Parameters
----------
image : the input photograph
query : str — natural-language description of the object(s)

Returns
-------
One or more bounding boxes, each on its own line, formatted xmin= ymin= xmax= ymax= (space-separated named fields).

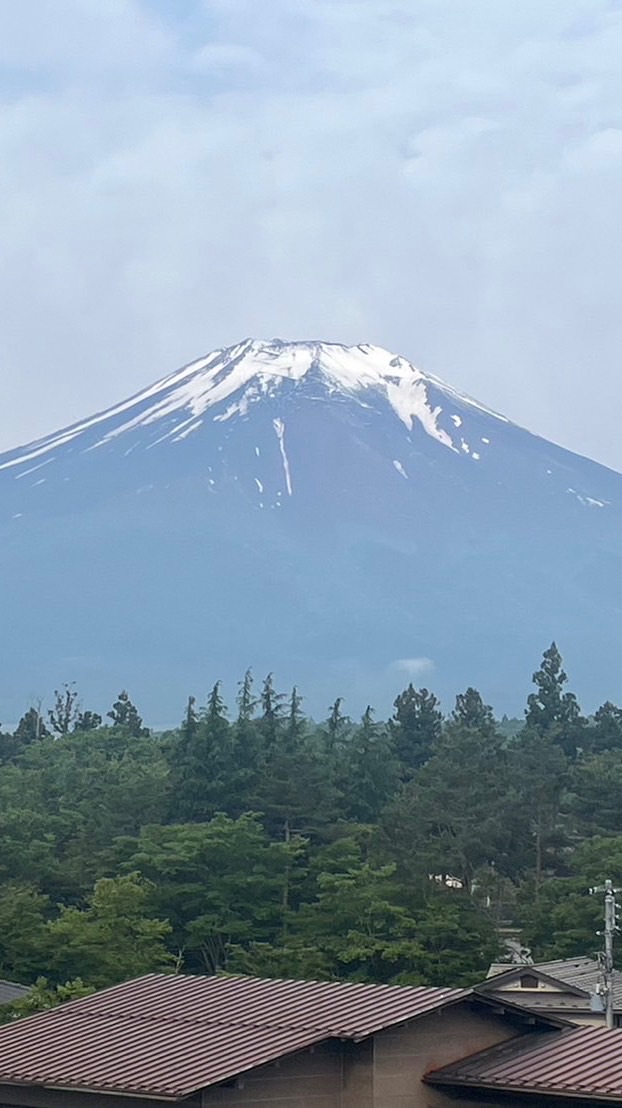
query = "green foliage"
xmin=1 ymin=641 xmax=621 ymax=1008
xmin=0 ymin=884 xmax=50 ymax=981
xmin=48 ymin=874 xmax=172 ymax=988
xmin=385 ymin=695 xmax=513 ymax=892
xmin=48 ymin=684 xmax=80 ymax=736
xmin=525 ymin=642 xmax=586 ymax=756
xmin=108 ymin=690 xmax=149 ymax=737
xmin=520 ymin=837 xmax=622 ymax=961
xmin=391 ymin=685 xmax=441 ymax=778
xmin=0 ymin=978 xmax=94 ymax=1024
xmin=13 ymin=706 xmax=48 ymax=747
xmin=119 ymin=814 xmax=299 ymax=973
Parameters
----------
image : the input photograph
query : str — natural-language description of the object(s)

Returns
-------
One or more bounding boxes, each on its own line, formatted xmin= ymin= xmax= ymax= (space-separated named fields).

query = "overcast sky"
xmin=2 ymin=0 xmax=622 ymax=467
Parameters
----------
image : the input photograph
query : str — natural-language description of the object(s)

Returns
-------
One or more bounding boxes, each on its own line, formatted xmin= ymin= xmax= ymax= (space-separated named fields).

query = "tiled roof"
xmin=0 ymin=973 xmax=467 ymax=1100
xmin=426 ymin=1025 xmax=622 ymax=1101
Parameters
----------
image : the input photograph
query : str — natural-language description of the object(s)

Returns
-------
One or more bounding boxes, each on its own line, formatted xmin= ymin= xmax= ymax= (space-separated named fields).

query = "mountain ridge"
xmin=1 ymin=337 xmax=621 ymax=722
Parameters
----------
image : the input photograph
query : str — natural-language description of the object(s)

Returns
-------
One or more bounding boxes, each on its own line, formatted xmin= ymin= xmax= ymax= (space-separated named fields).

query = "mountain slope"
xmin=1 ymin=338 xmax=621 ymax=722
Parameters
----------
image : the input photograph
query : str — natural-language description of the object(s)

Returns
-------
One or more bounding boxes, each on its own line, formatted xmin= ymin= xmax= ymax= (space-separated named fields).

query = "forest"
xmin=0 ymin=642 xmax=621 ymax=1019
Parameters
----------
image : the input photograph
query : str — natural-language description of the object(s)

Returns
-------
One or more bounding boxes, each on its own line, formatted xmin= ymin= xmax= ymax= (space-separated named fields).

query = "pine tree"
xmin=387 ymin=698 xmax=511 ymax=892
xmin=337 ymin=707 xmax=400 ymax=824
xmin=170 ymin=686 xmax=230 ymax=823
xmin=108 ymin=691 xmax=149 ymax=737
xmin=592 ymin=701 xmax=622 ymax=753
xmin=180 ymin=696 xmax=199 ymax=746
xmin=326 ymin=697 xmax=346 ymax=748
xmin=525 ymin=643 xmax=585 ymax=757
xmin=236 ymin=669 xmax=257 ymax=724
xmin=73 ymin=711 xmax=102 ymax=733
xmin=260 ymin=673 xmax=285 ymax=749
xmin=452 ymin=687 xmax=496 ymax=737
xmin=206 ymin=681 xmax=227 ymax=726
xmin=285 ymin=687 xmax=305 ymax=750
xmin=391 ymin=685 xmax=442 ymax=777
xmin=226 ymin=671 xmax=262 ymax=816
xmin=14 ymin=706 xmax=49 ymax=745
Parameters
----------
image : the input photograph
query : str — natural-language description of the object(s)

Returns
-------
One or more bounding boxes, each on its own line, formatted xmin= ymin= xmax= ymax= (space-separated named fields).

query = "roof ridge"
xmin=63 ymin=1007 xmax=370 ymax=1036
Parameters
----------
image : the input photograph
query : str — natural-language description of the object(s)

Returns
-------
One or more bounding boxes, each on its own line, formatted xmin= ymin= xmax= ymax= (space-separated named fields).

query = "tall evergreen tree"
xmin=180 ymin=696 xmax=199 ymax=745
xmin=386 ymin=696 xmax=512 ymax=892
xmin=260 ymin=673 xmax=285 ymax=749
xmin=236 ymin=669 xmax=257 ymax=724
xmin=170 ymin=685 xmax=230 ymax=823
xmin=592 ymin=701 xmax=622 ymax=753
xmin=13 ymin=706 xmax=49 ymax=745
xmin=337 ymin=708 xmax=400 ymax=824
xmin=452 ymin=687 xmax=496 ymax=737
xmin=73 ymin=710 xmax=102 ymax=733
xmin=391 ymin=685 xmax=442 ymax=777
xmin=525 ymin=643 xmax=585 ymax=756
xmin=285 ymin=687 xmax=305 ymax=750
xmin=108 ymin=691 xmax=149 ymax=737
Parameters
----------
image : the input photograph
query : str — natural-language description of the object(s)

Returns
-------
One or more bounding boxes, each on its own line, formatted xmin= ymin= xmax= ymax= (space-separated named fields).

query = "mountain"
xmin=2 ymin=337 xmax=622 ymax=723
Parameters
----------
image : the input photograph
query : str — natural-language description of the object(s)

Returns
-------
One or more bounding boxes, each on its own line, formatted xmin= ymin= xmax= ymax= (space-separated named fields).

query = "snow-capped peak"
xmin=0 ymin=338 xmax=508 ymax=472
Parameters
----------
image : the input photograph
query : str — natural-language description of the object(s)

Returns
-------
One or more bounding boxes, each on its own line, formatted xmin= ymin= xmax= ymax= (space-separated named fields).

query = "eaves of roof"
xmin=425 ymin=1025 xmax=622 ymax=1102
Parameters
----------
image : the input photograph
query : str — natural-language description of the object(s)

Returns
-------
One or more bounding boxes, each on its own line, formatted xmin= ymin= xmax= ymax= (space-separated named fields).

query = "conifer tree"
xmin=326 ymin=697 xmax=346 ymax=748
xmin=108 ymin=691 xmax=149 ymax=737
xmin=592 ymin=701 xmax=622 ymax=753
xmin=391 ymin=685 xmax=442 ymax=777
xmin=285 ymin=687 xmax=305 ymax=750
xmin=260 ymin=673 xmax=285 ymax=749
xmin=14 ymin=706 xmax=49 ymax=745
xmin=337 ymin=707 xmax=400 ymax=824
xmin=525 ymin=642 xmax=585 ymax=757
xmin=206 ymin=681 xmax=227 ymax=726
xmin=452 ymin=687 xmax=496 ymax=737
xmin=73 ymin=710 xmax=102 ymax=733
xmin=236 ymin=669 xmax=257 ymax=724
xmin=180 ymin=696 xmax=199 ymax=746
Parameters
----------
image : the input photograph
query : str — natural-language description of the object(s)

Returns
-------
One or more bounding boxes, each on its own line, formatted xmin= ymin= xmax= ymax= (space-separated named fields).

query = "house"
xmin=0 ymin=972 xmax=567 ymax=1108
xmin=481 ymin=956 xmax=622 ymax=1025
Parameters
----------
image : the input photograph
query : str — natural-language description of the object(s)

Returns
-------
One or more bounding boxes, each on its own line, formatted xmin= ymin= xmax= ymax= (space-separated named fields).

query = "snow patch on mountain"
xmin=273 ymin=417 xmax=293 ymax=496
xmin=0 ymin=339 xmax=511 ymax=474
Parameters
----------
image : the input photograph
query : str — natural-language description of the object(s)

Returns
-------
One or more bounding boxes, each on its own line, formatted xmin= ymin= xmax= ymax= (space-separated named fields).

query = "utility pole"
xmin=590 ymin=879 xmax=620 ymax=1029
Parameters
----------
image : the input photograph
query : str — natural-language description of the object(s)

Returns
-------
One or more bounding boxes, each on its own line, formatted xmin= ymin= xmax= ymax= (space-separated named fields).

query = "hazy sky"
xmin=2 ymin=0 xmax=622 ymax=468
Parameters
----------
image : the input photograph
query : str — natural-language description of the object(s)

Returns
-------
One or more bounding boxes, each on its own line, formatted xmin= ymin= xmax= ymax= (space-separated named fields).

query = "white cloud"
xmin=2 ymin=1 xmax=622 ymax=468
xmin=391 ymin=657 xmax=435 ymax=679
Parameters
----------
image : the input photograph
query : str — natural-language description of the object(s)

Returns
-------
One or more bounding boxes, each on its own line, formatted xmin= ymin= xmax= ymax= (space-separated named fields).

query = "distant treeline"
xmin=0 ymin=642 xmax=621 ymax=1018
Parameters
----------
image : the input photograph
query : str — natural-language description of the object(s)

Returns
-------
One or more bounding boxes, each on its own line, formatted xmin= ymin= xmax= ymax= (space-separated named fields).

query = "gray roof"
xmin=0 ymin=979 xmax=29 ymax=1005
xmin=485 ymin=957 xmax=622 ymax=1013
xmin=536 ymin=957 xmax=622 ymax=1010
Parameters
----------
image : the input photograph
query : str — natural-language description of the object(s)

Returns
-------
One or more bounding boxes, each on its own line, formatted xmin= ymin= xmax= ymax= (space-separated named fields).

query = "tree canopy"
xmin=0 ymin=647 xmax=618 ymax=1017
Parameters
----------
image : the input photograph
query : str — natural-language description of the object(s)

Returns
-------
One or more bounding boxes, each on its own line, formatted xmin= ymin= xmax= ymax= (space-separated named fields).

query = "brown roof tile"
xmin=427 ymin=1025 xmax=622 ymax=1101
xmin=0 ymin=973 xmax=467 ymax=1100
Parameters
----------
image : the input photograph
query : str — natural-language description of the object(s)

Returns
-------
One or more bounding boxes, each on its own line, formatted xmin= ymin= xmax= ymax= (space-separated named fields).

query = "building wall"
xmin=201 ymin=1040 xmax=343 ymax=1107
xmin=200 ymin=1001 xmax=521 ymax=1108
xmin=374 ymin=1005 xmax=516 ymax=1108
